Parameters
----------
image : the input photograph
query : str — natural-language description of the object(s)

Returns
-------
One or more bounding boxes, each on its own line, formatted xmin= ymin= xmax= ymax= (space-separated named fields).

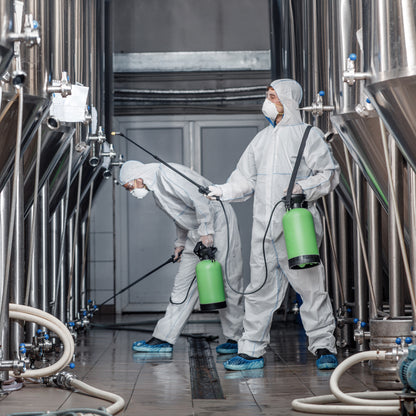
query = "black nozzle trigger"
xmin=199 ymin=185 xmax=221 ymax=200
xmin=198 ymin=185 xmax=210 ymax=195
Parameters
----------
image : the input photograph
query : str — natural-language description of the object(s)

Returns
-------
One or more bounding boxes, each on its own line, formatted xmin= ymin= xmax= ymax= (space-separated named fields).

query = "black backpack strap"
xmin=285 ymin=125 xmax=312 ymax=209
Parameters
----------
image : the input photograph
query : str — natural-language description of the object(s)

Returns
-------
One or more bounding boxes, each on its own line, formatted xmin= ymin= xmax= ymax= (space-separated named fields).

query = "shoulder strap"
xmin=285 ymin=125 xmax=312 ymax=208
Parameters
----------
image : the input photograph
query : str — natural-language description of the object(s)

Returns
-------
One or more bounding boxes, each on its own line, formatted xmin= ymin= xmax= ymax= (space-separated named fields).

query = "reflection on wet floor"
xmin=1 ymin=312 xmax=378 ymax=416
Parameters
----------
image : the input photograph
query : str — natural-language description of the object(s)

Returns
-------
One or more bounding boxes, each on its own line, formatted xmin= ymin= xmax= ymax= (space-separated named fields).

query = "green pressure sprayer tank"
xmin=194 ymin=242 xmax=226 ymax=311
xmin=282 ymin=194 xmax=320 ymax=269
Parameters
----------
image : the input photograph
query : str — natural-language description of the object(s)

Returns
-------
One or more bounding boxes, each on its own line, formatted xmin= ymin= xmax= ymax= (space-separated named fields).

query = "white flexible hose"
xmin=9 ymin=303 xmax=74 ymax=377
xmin=9 ymin=310 xmax=72 ymax=377
xmin=330 ymin=350 xmax=398 ymax=406
xmin=292 ymin=392 xmax=400 ymax=414
xmin=8 ymin=304 xmax=125 ymax=414
xmin=291 ymin=350 xmax=401 ymax=414
xmin=70 ymin=378 xmax=125 ymax=415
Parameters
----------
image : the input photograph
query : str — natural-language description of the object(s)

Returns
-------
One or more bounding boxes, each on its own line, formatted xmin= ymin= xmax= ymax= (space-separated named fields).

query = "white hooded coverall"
xmin=217 ymin=79 xmax=340 ymax=358
xmin=119 ymin=161 xmax=244 ymax=345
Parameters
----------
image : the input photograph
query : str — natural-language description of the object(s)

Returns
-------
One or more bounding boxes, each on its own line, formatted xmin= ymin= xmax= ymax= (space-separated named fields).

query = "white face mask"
xmin=262 ymin=98 xmax=283 ymax=126
xmin=130 ymin=188 xmax=149 ymax=199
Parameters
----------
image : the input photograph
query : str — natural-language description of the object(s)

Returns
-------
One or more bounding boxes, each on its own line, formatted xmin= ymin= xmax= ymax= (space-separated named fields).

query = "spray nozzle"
xmin=198 ymin=185 xmax=210 ymax=196
xmin=194 ymin=242 xmax=217 ymax=260
xmin=282 ymin=193 xmax=307 ymax=210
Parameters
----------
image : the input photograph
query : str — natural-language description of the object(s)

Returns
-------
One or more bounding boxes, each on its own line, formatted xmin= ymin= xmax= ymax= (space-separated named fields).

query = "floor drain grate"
xmin=188 ymin=336 xmax=225 ymax=400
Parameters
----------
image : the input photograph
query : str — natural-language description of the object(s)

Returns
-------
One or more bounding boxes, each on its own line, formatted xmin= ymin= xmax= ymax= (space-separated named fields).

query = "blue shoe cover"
xmin=133 ymin=352 xmax=172 ymax=363
xmin=132 ymin=340 xmax=173 ymax=353
xmin=223 ymin=355 xmax=264 ymax=371
xmin=216 ymin=342 xmax=238 ymax=355
xmin=316 ymin=353 xmax=338 ymax=370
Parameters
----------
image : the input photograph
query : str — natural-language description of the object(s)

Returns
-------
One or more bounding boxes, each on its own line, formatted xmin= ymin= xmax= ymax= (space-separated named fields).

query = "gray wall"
xmin=89 ymin=182 xmax=115 ymax=306
xmin=114 ymin=0 xmax=269 ymax=53
xmin=111 ymin=114 xmax=266 ymax=312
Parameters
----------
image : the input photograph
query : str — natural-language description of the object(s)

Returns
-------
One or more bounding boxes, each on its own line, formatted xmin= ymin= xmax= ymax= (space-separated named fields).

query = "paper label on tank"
xmin=50 ymin=84 xmax=89 ymax=122
xmin=91 ymin=106 xmax=98 ymax=135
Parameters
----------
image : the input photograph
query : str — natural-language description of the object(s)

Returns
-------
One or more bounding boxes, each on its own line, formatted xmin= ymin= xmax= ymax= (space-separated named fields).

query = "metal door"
xmin=114 ymin=115 xmax=266 ymax=312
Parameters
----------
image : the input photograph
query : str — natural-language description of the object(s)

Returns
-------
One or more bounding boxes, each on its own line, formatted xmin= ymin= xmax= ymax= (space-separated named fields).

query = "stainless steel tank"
xmin=25 ymin=0 xmax=49 ymax=97
xmin=369 ymin=318 xmax=412 ymax=389
xmin=363 ymin=0 xmax=416 ymax=173
xmin=0 ymin=0 xmax=13 ymax=77
xmin=329 ymin=0 xmax=388 ymax=208
xmin=0 ymin=0 xmax=107 ymax=330
xmin=23 ymin=124 xmax=74 ymax=216
xmin=0 ymin=93 xmax=48 ymax=193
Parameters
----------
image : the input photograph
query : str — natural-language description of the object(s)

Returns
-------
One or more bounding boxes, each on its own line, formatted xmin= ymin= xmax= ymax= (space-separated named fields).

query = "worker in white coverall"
xmin=207 ymin=79 xmax=340 ymax=371
xmin=119 ymin=161 xmax=244 ymax=354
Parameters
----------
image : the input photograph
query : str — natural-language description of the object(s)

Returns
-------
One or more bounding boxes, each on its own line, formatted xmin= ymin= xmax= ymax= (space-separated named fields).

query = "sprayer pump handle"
xmin=193 ymin=241 xmax=217 ymax=260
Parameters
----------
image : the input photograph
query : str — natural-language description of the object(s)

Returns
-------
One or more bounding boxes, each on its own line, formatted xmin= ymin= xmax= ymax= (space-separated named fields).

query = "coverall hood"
xmin=119 ymin=160 xmax=159 ymax=190
xmin=270 ymin=79 xmax=303 ymax=126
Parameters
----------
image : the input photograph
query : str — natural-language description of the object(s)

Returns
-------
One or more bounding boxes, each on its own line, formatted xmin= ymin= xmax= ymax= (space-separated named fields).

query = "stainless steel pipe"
xmin=367 ymin=185 xmax=382 ymax=319
xmin=353 ymin=162 xmax=368 ymax=346
xmin=388 ymin=136 xmax=404 ymax=317
xmin=0 ymin=183 xmax=10 ymax=384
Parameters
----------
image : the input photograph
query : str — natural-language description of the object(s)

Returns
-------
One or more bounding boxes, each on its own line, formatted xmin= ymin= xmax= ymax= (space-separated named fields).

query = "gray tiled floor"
xmin=1 ymin=313 xmax=388 ymax=416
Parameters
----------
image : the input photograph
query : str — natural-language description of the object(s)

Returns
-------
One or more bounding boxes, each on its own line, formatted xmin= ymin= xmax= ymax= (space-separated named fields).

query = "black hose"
xmin=169 ymin=276 xmax=197 ymax=305
xmin=221 ymin=199 xmax=283 ymax=295
xmin=113 ymin=132 xmax=210 ymax=195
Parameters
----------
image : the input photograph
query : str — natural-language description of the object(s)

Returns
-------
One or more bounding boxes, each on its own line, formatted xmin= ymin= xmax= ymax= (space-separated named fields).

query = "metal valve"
xmin=100 ymin=143 xmax=118 ymax=178
xmin=108 ymin=154 xmax=125 ymax=181
xmin=301 ymin=91 xmax=334 ymax=116
xmin=54 ymin=371 xmax=76 ymax=389
xmin=88 ymin=126 xmax=107 ymax=167
xmin=111 ymin=154 xmax=125 ymax=167
xmin=0 ymin=347 xmax=26 ymax=375
xmin=355 ymin=97 xmax=376 ymax=118
xmin=353 ymin=318 xmax=371 ymax=345
xmin=8 ymin=14 xmax=40 ymax=46
xmin=88 ymin=126 xmax=106 ymax=145
xmin=0 ymin=359 xmax=26 ymax=375
xmin=86 ymin=299 xmax=98 ymax=316
xmin=343 ymin=53 xmax=372 ymax=86
xmin=46 ymin=71 xmax=72 ymax=97
xmin=100 ymin=143 xmax=117 ymax=159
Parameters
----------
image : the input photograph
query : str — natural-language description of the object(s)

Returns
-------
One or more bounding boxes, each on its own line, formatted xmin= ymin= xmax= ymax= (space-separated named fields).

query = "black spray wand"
xmin=111 ymin=131 xmax=210 ymax=196
xmin=99 ymin=251 xmax=182 ymax=308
